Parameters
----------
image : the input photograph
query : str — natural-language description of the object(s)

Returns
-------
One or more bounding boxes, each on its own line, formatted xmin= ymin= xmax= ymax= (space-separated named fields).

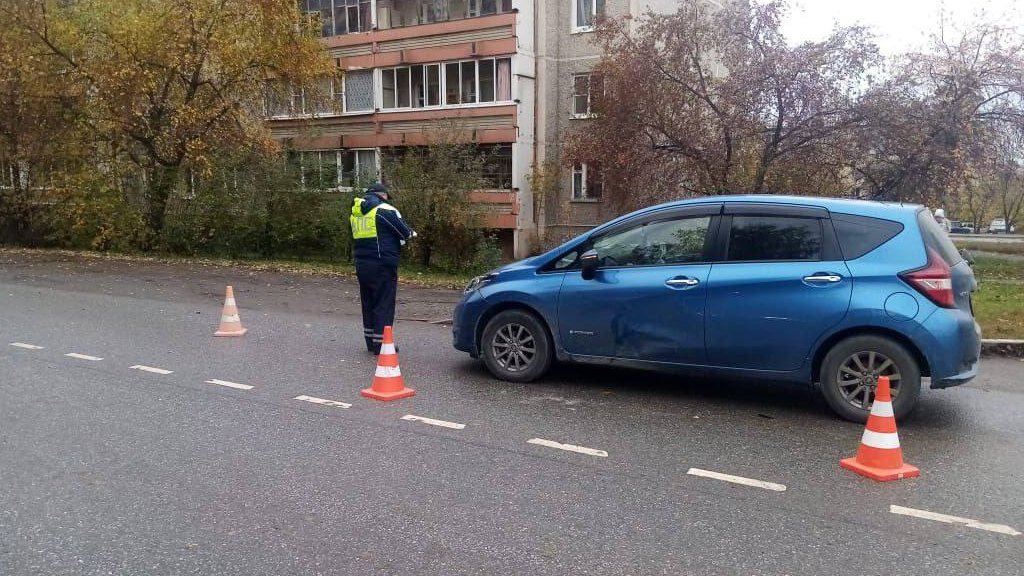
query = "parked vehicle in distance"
xmin=949 ymin=221 xmax=975 ymax=234
xmin=453 ymin=195 xmax=982 ymax=422
xmin=987 ymin=218 xmax=1016 ymax=233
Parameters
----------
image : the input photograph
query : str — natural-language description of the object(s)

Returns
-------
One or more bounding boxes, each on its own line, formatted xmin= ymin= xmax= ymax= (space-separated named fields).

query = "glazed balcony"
xmin=300 ymin=0 xmax=514 ymax=38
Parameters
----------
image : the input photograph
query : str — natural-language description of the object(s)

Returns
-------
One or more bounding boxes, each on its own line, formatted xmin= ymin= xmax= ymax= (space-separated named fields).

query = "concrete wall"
xmin=511 ymin=0 xmax=537 ymax=257
xmin=536 ymin=0 xmax=633 ymax=248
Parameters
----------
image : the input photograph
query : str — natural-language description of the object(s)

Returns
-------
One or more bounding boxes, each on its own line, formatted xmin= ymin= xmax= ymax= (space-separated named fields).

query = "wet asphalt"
xmin=0 ymin=252 xmax=1021 ymax=575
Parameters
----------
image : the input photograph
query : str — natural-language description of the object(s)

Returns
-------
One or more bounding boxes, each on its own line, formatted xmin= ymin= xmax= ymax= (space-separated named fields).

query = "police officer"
xmin=350 ymin=183 xmax=416 ymax=354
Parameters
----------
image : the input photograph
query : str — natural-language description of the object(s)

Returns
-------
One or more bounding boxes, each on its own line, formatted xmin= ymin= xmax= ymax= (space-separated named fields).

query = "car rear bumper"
xmin=918 ymin=311 xmax=981 ymax=388
xmin=931 ymin=358 xmax=979 ymax=389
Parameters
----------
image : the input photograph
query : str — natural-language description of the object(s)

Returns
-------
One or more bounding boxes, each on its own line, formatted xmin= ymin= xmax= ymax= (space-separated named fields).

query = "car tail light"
xmin=900 ymin=248 xmax=955 ymax=308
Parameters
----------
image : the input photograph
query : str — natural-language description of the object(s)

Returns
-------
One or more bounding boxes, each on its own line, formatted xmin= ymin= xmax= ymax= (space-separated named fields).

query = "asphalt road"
xmin=1 ymin=252 xmax=1022 ymax=575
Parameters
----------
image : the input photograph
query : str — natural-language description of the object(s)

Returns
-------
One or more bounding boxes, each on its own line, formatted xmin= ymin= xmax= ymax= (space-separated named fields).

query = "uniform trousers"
xmin=355 ymin=258 xmax=398 ymax=353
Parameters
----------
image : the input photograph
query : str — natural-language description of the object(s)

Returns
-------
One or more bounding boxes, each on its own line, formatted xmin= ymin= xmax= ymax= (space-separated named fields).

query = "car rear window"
xmin=831 ymin=213 xmax=904 ymax=260
xmin=917 ymin=209 xmax=964 ymax=266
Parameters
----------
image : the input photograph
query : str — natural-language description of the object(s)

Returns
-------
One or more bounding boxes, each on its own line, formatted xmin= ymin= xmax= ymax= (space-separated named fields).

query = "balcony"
xmin=376 ymin=0 xmax=513 ymax=30
xmin=301 ymin=0 xmax=514 ymax=39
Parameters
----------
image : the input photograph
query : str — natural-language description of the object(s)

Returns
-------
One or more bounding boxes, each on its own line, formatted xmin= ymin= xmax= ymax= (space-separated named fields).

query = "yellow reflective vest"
xmin=350 ymin=198 xmax=378 ymax=239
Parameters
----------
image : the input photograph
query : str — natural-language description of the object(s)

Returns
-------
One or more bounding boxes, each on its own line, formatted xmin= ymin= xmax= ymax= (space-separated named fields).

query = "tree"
xmin=0 ymin=0 xmax=87 ymax=243
xmin=850 ymin=23 xmax=1024 ymax=205
xmin=1 ymin=0 xmax=336 ymax=239
xmin=565 ymin=0 xmax=879 ymax=210
xmin=990 ymin=128 xmax=1024 ymax=231
xmin=382 ymin=130 xmax=491 ymax=271
xmin=957 ymin=173 xmax=998 ymax=233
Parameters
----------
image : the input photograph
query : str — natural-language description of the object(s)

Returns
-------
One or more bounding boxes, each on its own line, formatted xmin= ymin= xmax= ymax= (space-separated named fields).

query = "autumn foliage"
xmin=565 ymin=0 xmax=1024 ymax=228
xmin=0 ymin=0 xmax=336 ymax=244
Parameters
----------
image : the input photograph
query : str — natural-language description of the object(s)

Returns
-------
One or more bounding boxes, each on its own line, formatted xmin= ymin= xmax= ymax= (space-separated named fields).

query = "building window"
xmin=572 ymin=163 xmax=603 ymax=200
xmin=305 ymin=77 xmax=343 ymax=116
xmin=379 ymin=0 xmax=513 ymax=28
xmin=341 ymin=149 xmax=380 ymax=188
xmin=298 ymin=150 xmax=341 ymax=190
xmin=380 ymin=144 xmax=512 ymax=190
xmin=381 ymin=64 xmax=442 ymax=109
xmin=572 ymin=0 xmax=605 ymax=32
xmin=266 ymin=81 xmax=311 ymax=117
xmin=381 ymin=58 xmax=511 ymax=109
xmin=302 ymin=0 xmax=372 ymax=37
xmin=468 ymin=0 xmax=513 ymax=16
xmin=572 ymin=73 xmax=602 ymax=117
xmin=480 ymin=144 xmax=513 ymax=189
xmin=267 ymin=76 xmax=359 ymax=117
xmin=344 ymin=70 xmax=375 ymax=112
xmin=442 ymin=57 xmax=513 ymax=106
xmin=296 ymin=149 xmax=379 ymax=190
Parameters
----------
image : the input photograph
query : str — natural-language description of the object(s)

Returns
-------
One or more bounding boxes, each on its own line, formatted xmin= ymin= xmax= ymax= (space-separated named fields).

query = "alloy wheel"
xmin=491 ymin=323 xmax=536 ymax=373
xmin=835 ymin=350 xmax=902 ymax=410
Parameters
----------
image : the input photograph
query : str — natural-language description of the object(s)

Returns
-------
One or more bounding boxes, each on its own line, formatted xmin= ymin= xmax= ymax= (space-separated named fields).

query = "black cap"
xmin=366 ymin=182 xmax=390 ymax=198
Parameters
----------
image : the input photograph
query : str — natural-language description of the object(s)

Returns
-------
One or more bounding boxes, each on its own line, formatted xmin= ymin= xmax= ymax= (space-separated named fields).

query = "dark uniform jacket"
xmin=351 ymin=192 xmax=415 ymax=267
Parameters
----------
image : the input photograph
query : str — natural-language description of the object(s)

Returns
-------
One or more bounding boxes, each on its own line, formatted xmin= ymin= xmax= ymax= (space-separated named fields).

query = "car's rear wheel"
xmin=481 ymin=310 xmax=553 ymax=383
xmin=819 ymin=335 xmax=921 ymax=423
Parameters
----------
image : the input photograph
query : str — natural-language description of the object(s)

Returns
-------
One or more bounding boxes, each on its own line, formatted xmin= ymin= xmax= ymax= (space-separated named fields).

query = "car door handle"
xmin=803 ymin=274 xmax=843 ymax=283
xmin=665 ymin=277 xmax=700 ymax=288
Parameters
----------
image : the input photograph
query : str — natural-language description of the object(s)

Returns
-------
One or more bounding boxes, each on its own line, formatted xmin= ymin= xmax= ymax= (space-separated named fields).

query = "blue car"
xmin=453 ymin=195 xmax=981 ymax=421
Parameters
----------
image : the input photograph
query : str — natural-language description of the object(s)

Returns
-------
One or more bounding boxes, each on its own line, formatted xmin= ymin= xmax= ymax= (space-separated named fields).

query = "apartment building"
xmin=266 ymin=0 xmax=685 ymax=258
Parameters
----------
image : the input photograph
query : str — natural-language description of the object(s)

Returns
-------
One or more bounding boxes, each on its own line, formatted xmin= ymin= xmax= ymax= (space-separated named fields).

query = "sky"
xmin=780 ymin=0 xmax=1024 ymax=54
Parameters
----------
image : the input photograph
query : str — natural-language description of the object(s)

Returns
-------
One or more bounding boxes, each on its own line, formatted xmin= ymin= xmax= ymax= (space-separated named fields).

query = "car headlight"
xmin=464 ymin=273 xmax=498 ymax=293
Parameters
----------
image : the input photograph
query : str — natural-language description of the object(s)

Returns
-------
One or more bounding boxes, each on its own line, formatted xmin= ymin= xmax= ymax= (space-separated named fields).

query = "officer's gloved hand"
xmin=410 ymin=231 xmax=418 ymax=238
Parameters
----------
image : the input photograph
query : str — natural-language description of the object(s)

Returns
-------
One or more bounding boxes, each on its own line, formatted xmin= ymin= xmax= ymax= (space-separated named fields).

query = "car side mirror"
xmin=960 ymin=248 xmax=975 ymax=266
xmin=580 ymin=249 xmax=599 ymax=280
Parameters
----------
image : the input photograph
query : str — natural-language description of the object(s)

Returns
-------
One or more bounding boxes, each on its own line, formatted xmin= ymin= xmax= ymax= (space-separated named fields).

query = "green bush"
xmin=9 ymin=148 xmax=507 ymax=273
xmin=469 ymin=234 xmax=504 ymax=274
xmin=43 ymin=177 xmax=151 ymax=252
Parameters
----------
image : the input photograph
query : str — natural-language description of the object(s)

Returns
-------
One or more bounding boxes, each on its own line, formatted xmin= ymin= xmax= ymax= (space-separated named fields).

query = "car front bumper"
xmin=452 ymin=290 xmax=487 ymax=358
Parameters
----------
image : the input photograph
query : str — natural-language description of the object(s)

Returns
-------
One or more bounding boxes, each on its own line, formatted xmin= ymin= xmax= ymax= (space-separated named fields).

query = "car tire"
xmin=819 ymin=335 xmax=921 ymax=423
xmin=481 ymin=310 xmax=553 ymax=383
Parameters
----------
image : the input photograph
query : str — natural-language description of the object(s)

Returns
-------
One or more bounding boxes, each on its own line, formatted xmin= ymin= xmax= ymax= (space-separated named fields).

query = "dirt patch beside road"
xmin=0 ymin=248 xmax=462 ymax=324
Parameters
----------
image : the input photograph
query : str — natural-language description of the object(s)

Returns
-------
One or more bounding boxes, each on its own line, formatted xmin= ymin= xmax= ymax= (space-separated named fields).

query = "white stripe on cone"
xmin=224 ymin=298 xmax=236 ymax=306
xmin=220 ymin=314 xmax=240 ymax=323
xmin=870 ymin=400 xmax=895 ymax=418
xmin=375 ymin=365 xmax=402 ymax=378
xmin=861 ymin=429 xmax=901 ymax=450
xmin=380 ymin=343 xmax=396 ymax=355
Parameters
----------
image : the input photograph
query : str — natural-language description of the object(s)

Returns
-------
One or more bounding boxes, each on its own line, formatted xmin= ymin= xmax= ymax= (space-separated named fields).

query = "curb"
xmin=981 ymin=339 xmax=1024 ymax=358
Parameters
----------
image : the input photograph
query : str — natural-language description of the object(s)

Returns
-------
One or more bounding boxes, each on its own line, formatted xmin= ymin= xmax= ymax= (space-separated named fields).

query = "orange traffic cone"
xmin=840 ymin=376 xmax=919 ymax=481
xmin=361 ymin=326 xmax=415 ymax=401
xmin=213 ymin=285 xmax=248 ymax=337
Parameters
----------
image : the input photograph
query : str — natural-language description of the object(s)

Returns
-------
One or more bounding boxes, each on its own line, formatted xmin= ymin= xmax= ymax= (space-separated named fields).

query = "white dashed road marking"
xmin=130 ymin=365 xmax=174 ymax=375
xmin=294 ymin=395 xmax=352 ymax=409
xmin=65 ymin=353 xmax=103 ymax=361
xmin=890 ymin=505 xmax=1021 ymax=536
xmin=527 ymin=438 xmax=608 ymax=458
xmin=687 ymin=468 xmax=787 ymax=492
xmin=401 ymin=414 xmax=466 ymax=430
xmin=9 ymin=342 xmax=44 ymax=350
xmin=206 ymin=379 xmax=254 ymax=391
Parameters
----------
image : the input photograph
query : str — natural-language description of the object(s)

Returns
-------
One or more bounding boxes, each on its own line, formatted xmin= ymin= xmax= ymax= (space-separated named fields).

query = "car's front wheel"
xmin=819 ymin=335 xmax=922 ymax=423
xmin=481 ymin=310 xmax=553 ymax=383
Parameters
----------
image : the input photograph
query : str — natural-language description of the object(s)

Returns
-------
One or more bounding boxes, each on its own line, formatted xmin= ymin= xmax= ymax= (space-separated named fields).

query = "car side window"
xmin=726 ymin=216 xmax=822 ymax=261
xmin=551 ymin=250 xmax=580 ymax=270
xmin=593 ymin=216 xmax=711 ymax=267
xmin=831 ymin=213 xmax=904 ymax=260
